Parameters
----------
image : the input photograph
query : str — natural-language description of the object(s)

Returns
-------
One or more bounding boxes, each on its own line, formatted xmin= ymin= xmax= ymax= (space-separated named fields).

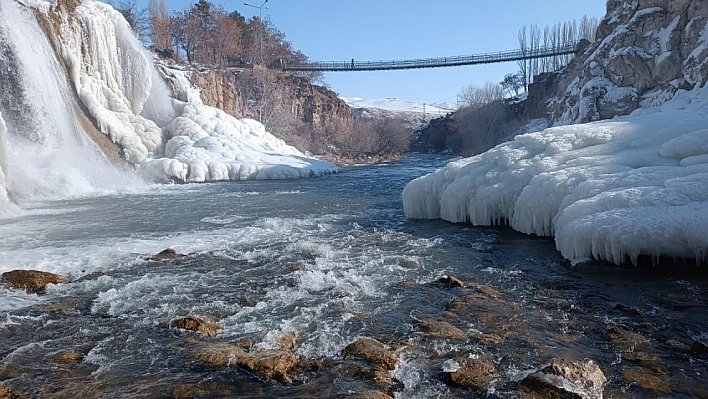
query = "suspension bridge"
xmin=278 ymin=44 xmax=578 ymax=72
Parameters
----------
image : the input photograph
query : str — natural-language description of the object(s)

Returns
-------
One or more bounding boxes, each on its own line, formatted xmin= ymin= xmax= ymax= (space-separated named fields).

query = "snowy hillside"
xmin=403 ymin=86 xmax=708 ymax=265
xmin=341 ymin=97 xmax=455 ymax=125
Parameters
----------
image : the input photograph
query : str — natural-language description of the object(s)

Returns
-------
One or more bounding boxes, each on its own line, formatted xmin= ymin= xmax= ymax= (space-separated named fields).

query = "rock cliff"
xmin=185 ymin=65 xmax=351 ymax=132
xmin=546 ymin=0 xmax=708 ymax=125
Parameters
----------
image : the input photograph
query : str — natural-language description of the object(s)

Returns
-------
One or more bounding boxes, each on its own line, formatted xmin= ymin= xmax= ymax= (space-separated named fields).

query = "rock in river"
xmin=520 ymin=358 xmax=607 ymax=399
xmin=1 ymin=270 xmax=69 ymax=294
xmin=170 ymin=316 xmax=222 ymax=338
xmin=446 ymin=358 xmax=497 ymax=391
xmin=344 ymin=338 xmax=398 ymax=370
xmin=236 ymin=349 xmax=297 ymax=382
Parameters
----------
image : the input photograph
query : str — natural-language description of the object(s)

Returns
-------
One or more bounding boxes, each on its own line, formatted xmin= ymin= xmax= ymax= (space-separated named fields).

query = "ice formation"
xmin=0 ymin=0 xmax=335 ymax=214
xmin=0 ymin=0 xmax=143 ymax=214
xmin=403 ymin=88 xmax=708 ymax=265
xmin=62 ymin=0 xmax=336 ymax=182
xmin=0 ymin=113 xmax=9 ymax=209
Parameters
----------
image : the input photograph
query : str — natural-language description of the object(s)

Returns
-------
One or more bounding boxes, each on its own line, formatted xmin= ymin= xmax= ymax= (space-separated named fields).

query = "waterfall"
xmin=0 ymin=112 xmax=10 ymax=211
xmin=0 ymin=0 xmax=143 ymax=213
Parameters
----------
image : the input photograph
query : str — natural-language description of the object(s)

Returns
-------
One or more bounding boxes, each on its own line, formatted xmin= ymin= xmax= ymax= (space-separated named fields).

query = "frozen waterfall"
xmin=0 ymin=0 xmax=336 ymax=215
xmin=0 ymin=0 xmax=143 ymax=215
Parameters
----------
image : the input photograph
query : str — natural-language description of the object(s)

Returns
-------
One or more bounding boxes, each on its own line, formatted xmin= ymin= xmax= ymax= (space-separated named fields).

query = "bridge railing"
xmin=281 ymin=44 xmax=576 ymax=72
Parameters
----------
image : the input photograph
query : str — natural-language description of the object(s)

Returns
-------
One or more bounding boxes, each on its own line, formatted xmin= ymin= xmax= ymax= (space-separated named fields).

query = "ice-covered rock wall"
xmin=53 ymin=0 xmax=336 ymax=182
xmin=549 ymin=0 xmax=708 ymax=125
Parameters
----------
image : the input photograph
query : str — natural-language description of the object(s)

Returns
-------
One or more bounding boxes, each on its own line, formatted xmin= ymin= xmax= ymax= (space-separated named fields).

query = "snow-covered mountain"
xmin=340 ymin=96 xmax=455 ymax=126
xmin=404 ymin=0 xmax=708 ymax=266
xmin=0 ymin=0 xmax=336 ymax=213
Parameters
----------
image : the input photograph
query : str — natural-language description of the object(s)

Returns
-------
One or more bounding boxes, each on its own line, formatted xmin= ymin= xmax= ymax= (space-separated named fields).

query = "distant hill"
xmin=340 ymin=97 xmax=456 ymax=127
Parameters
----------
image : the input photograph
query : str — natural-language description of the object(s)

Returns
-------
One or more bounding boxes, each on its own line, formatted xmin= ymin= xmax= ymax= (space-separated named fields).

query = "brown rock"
xmin=2 ymin=270 xmax=69 ymax=293
xmin=173 ymin=384 xmax=209 ymax=398
xmin=236 ymin=349 xmax=297 ymax=382
xmin=149 ymin=248 xmax=186 ymax=261
xmin=170 ymin=316 xmax=222 ymax=338
xmin=235 ymin=337 xmax=255 ymax=352
xmin=605 ymin=324 xmax=649 ymax=351
xmin=49 ymin=351 xmax=83 ymax=364
xmin=623 ymin=351 xmax=660 ymax=364
xmin=476 ymin=285 xmax=502 ymax=298
xmin=475 ymin=332 xmax=505 ymax=346
xmin=417 ymin=320 xmax=467 ymax=340
xmin=344 ymin=338 xmax=398 ymax=370
xmin=342 ymin=390 xmax=393 ymax=399
xmin=438 ymin=275 xmax=467 ymax=288
xmin=0 ymin=384 xmax=18 ymax=399
xmin=191 ymin=343 xmax=247 ymax=367
xmin=521 ymin=358 xmax=607 ymax=399
xmin=447 ymin=358 xmax=496 ymax=391
xmin=613 ymin=303 xmax=641 ymax=316
xmin=278 ymin=332 xmax=297 ymax=351
xmin=621 ymin=366 xmax=671 ymax=393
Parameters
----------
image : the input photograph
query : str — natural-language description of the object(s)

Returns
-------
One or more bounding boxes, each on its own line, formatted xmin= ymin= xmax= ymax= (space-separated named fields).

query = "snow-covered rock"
xmin=403 ymin=87 xmax=708 ymax=265
xmin=549 ymin=0 xmax=708 ymax=125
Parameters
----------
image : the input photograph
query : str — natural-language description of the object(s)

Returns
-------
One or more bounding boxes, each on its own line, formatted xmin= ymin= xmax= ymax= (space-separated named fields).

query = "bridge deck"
xmin=281 ymin=44 xmax=576 ymax=72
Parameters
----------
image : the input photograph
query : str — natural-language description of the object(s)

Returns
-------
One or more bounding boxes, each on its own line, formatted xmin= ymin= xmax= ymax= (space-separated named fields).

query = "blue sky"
xmin=140 ymin=0 xmax=607 ymax=106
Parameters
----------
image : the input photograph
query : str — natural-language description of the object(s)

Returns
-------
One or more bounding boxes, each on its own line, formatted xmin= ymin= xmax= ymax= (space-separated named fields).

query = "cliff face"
xmin=187 ymin=66 xmax=351 ymax=131
xmin=546 ymin=0 xmax=708 ymax=125
xmin=281 ymin=74 xmax=352 ymax=129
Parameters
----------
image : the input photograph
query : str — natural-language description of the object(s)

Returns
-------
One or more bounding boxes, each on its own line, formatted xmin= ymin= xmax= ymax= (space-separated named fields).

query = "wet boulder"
xmin=605 ymin=324 xmax=649 ymax=352
xmin=416 ymin=319 xmax=467 ymax=340
xmin=148 ymin=248 xmax=186 ymax=261
xmin=294 ymin=357 xmax=403 ymax=397
xmin=236 ymin=349 xmax=297 ymax=382
xmin=446 ymin=358 xmax=497 ymax=391
xmin=0 ymin=384 xmax=18 ymax=399
xmin=620 ymin=366 xmax=671 ymax=393
xmin=344 ymin=338 xmax=397 ymax=370
xmin=520 ymin=358 xmax=607 ymax=399
xmin=612 ymin=303 xmax=641 ymax=316
xmin=170 ymin=316 xmax=222 ymax=338
xmin=691 ymin=340 xmax=708 ymax=355
xmin=1 ymin=270 xmax=69 ymax=293
xmin=191 ymin=343 xmax=247 ymax=367
xmin=49 ymin=350 xmax=84 ymax=364
xmin=438 ymin=275 xmax=467 ymax=288
xmin=277 ymin=331 xmax=297 ymax=351
xmin=341 ymin=390 xmax=393 ymax=399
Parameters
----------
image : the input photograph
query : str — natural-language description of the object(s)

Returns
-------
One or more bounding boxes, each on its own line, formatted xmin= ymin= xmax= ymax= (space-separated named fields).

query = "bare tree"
xmin=448 ymin=101 xmax=522 ymax=156
xmin=515 ymin=16 xmax=600 ymax=86
xmin=458 ymin=81 xmax=504 ymax=108
xmin=517 ymin=25 xmax=528 ymax=90
xmin=111 ymin=0 xmax=149 ymax=41
xmin=148 ymin=0 xmax=170 ymax=50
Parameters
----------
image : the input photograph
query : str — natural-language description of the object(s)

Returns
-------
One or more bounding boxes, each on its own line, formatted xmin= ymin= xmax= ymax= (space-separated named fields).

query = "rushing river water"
xmin=0 ymin=154 xmax=707 ymax=398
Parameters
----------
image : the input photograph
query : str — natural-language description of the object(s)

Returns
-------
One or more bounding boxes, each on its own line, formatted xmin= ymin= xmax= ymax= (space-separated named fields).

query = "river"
xmin=0 ymin=154 xmax=706 ymax=398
